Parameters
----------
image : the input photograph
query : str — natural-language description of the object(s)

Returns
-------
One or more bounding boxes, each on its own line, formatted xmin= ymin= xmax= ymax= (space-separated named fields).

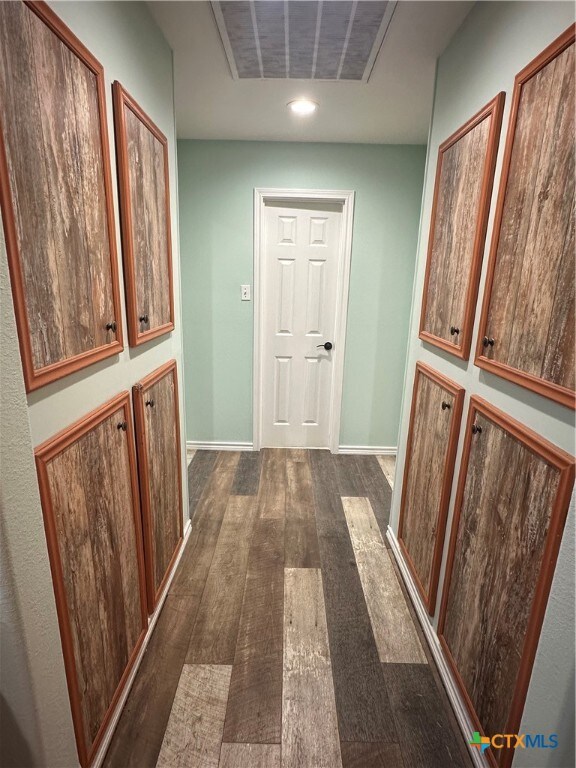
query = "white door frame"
xmin=253 ymin=187 xmax=355 ymax=454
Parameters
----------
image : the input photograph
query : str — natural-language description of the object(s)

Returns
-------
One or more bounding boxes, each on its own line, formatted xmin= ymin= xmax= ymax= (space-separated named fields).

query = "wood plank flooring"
xmin=377 ymin=455 xmax=396 ymax=489
xmin=282 ymin=568 xmax=342 ymax=768
xmin=342 ymin=497 xmax=426 ymax=664
xmin=157 ymin=665 xmax=232 ymax=768
xmin=104 ymin=450 xmax=471 ymax=768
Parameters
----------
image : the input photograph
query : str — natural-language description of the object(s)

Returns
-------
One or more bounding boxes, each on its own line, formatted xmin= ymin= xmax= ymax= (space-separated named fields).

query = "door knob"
xmin=139 ymin=314 xmax=149 ymax=324
xmin=316 ymin=342 xmax=333 ymax=351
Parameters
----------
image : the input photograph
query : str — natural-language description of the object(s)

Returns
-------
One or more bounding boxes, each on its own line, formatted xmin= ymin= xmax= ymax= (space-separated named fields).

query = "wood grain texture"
xmin=340 ymin=742 xmax=405 ymax=768
xmin=310 ymin=450 xmax=396 ymax=743
xmin=0 ymin=2 xmax=121 ymax=390
xmin=257 ymin=448 xmax=286 ymax=518
xmin=187 ymin=450 xmax=219 ymax=520
xmin=420 ymin=94 xmax=504 ymax=359
xmin=216 ymin=450 xmax=246 ymax=472
xmin=343 ymin=497 xmax=426 ymax=664
xmin=186 ymin=495 xmax=258 ymax=664
xmin=134 ymin=362 xmax=182 ymax=611
xmin=439 ymin=400 xmax=572 ymax=755
xmin=49 ymin=415 xmax=143 ymax=749
xmin=285 ymin=451 xmax=320 ymax=568
xmin=104 ymin=451 xmax=239 ymax=767
xmin=36 ymin=396 xmax=146 ymax=766
xmin=398 ymin=364 xmax=464 ymax=614
xmin=478 ymin=30 xmax=575 ymax=405
xmin=172 ymin=452 xmax=239 ymax=599
xmin=423 ymin=114 xmax=490 ymax=343
xmin=0 ymin=2 xmax=63 ymax=367
xmin=219 ymin=744 xmax=281 ymax=768
xmin=245 ymin=517 xmax=285 ymax=573
xmin=224 ymin=655 xmax=282 ymax=746
xmin=399 ymin=376 xmax=451 ymax=596
xmin=113 ymin=81 xmax=173 ymax=346
xmin=156 ymin=664 xmax=232 ymax=768
xmin=382 ymin=663 xmax=467 ymax=768
xmin=223 ymin=517 xmax=284 ymax=744
xmin=376 ymin=455 xmax=396 ymax=489
xmin=103 ymin=595 xmax=198 ymax=768
xmin=231 ymin=451 xmax=262 ymax=495
xmin=334 ymin=454 xmax=365 ymax=497
xmin=282 ymin=568 xmax=342 ymax=768
xmin=234 ymin=569 xmax=284 ymax=662
xmin=353 ymin=455 xmax=393 ymax=537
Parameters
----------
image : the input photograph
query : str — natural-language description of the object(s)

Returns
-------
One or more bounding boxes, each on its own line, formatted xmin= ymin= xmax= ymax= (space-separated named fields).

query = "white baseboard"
xmin=338 ymin=445 xmax=396 ymax=455
xmin=186 ymin=440 xmax=253 ymax=451
xmin=92 ymin=518 xmax=192 ymax=768
xmin=386 ymin=526 xmax=487 ymax=768
xmin=187 ymin=441 xmax=396 ymax=456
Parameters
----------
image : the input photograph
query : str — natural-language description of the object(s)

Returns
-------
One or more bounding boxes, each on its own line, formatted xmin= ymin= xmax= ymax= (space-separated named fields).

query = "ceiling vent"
xmin=212 ymin=1 xmax=397 ymax=81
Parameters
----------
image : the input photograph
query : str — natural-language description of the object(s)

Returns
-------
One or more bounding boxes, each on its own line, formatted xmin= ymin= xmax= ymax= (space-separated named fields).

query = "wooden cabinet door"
xmin=0 ymin=2 xmax=122 ymax=391
xmin=398 ymin=363 xmax=464 ymax=615
xmin=35 ymin=394 xmax=147 ymax=768
xmin=113 ymin=82 xmax=174 ymax=347
xmin=476 ymin=27 xmax=575 ymax=408
xmin=438 ymin=397 xmax=574 ymax=768
xmin=133 ymin=360 xmax=183 ymax=612
xmin=419 ymin=93 xmax=504 ymax=359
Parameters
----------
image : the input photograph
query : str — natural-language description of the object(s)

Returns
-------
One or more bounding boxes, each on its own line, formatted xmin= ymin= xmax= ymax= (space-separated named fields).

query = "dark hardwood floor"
xmin=104 ymin=449 xmax=473 ymax=768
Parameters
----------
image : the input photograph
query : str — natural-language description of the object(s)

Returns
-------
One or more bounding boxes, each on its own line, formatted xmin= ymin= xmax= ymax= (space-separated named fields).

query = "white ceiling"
xmin=148 ymin=1 xmax=474 ymax=144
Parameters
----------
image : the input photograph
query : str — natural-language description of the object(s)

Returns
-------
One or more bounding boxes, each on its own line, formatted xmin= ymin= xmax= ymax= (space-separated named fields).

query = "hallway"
xmin=104 ymin=450 xmax=472 ymax=768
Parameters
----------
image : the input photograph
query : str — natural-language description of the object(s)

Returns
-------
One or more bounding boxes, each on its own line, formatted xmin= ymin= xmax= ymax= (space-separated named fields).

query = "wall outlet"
xmin=241 ymin=284 xmax=251 ymax=301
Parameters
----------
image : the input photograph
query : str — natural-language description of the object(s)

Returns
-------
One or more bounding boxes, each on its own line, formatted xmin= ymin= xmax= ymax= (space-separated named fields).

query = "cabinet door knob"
xmin=145 ymin=399 xmax=155 ymax=408
xmin=450 ymin=326 xmax=460 ymax=336
xmin=441 ymin=401 xmax=451 ymax=410
xmin=472 ymin=424 xmax=482 ymax=435
xmin=139 ymin=314 xmax=149 ymax=324
xmin=106 ymin=321 xmax=117 ymax=332
xmin=483 ymin=336 xmax=495 ymax=348
xmin=117 ymin=421 xmax=128 ymax=431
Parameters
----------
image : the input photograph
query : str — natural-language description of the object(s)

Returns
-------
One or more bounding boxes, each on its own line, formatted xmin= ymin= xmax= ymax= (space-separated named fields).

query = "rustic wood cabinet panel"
xmin=476 ymin=27 xmax=575 ymax=408
xmin=438 ymin=397 xmax=574 ymax=768
xmin=35 ymin=393 xmax=147 ymax=767
xmin=398 ymin=363 xmax=464 ymax=615
xmin=0 ymin=1 xmax=122 ymax=391
xmin=133 ymin=360 xmax=183 ymax=612
xmin=113 ymin=82 xmax=174 ymax=347
xmin=419 ymin=93 xmax=505 ymax=359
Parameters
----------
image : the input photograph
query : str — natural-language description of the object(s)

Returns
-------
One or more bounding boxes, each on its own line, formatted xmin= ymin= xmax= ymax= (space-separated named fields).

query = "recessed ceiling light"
xmin=287 ymin=99 xmax=318 ymax=116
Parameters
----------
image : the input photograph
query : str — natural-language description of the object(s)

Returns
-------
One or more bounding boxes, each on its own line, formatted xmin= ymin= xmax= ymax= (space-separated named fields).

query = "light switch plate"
xmin=241 ymin=284 xmax=251 ymax=301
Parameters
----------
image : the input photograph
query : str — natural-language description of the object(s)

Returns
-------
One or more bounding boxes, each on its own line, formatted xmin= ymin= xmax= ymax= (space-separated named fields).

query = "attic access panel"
xmin=212 ymin=1 xmax=397 ymax=81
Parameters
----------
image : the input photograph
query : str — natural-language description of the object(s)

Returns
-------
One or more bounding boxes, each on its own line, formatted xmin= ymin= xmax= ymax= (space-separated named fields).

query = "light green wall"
xmin=178 ymin=141 xmax=426 ymax=447
xmin=389 ymin=4 xmax=575 ymax=766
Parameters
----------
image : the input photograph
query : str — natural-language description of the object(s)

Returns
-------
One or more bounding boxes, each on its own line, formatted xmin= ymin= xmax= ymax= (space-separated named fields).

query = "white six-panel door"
xmin=260 ymin=200 xmax=344 ymax=448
